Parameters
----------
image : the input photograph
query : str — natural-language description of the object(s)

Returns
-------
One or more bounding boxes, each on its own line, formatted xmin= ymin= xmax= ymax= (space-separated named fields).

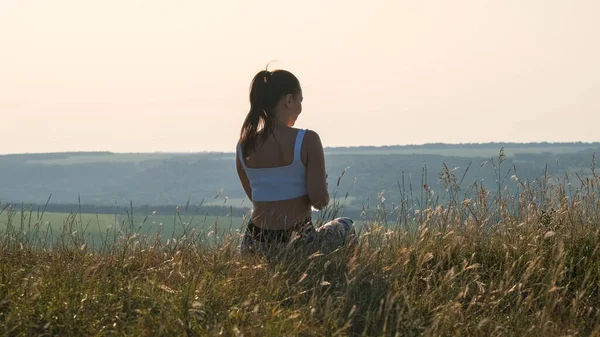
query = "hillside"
xmin=1 ymin=143 xmax=599 ymax=210
xmin=2 ymin=159 xmax=600 ymax=336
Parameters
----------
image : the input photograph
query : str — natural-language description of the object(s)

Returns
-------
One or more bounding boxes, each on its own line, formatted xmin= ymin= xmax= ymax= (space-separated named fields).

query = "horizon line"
xmin=2 ymin=141 xmax=600 ymax=156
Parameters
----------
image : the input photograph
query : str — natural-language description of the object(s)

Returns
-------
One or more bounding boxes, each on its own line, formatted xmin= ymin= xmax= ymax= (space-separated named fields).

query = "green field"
xmin=0 ymin=211 xmax=244 ymax=232
xmin=0 ymin=210 xmax=246 ymax=249
xmin=1 ymin=210 xmax=366 ymax=250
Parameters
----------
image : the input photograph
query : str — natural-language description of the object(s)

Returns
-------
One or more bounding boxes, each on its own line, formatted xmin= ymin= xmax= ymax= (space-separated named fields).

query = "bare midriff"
xmin=250 ymin=194 xmax=312 ymax=230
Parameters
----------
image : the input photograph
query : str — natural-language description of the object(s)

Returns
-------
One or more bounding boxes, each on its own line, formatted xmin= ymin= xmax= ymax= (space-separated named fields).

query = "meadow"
xmin=0 ymin=210 xmax=245 ymax=250
xmin=1 ymin=151 xmax=600 ymax=336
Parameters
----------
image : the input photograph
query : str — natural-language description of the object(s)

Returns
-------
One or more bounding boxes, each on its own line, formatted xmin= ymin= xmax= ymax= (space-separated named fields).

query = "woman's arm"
xmin=236 ymin=150 xmax=253 ymax=202
xmin=304 ymin=130 xmax=329 ymax=210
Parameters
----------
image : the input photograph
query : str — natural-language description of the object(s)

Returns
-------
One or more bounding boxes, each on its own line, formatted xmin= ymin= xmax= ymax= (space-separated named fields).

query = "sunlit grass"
xmin=1 ymin=150 xmax=599 ymax=336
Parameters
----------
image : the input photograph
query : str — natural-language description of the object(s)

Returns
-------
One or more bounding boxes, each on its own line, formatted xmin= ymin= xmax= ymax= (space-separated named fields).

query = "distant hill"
xmin=2 ymin=142 xmax=599 ymax=210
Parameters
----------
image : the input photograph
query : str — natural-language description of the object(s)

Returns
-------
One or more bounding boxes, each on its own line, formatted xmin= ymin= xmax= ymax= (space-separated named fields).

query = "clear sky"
xmin=1 ymin=0 xmax=598 ymax=154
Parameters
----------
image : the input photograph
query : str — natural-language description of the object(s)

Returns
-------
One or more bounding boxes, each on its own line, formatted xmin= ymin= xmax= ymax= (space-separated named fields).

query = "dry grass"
xmin=1 ymin=151 xmax=600 ymax=336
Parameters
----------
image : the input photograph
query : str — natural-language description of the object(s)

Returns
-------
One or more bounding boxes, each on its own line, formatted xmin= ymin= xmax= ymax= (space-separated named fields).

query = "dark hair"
xmin=239 ymin=69 xmax=301 ymax=158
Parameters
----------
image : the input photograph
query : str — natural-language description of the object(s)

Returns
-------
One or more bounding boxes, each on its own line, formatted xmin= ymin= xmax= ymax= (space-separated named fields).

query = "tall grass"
xmin=1 ymin=150 xmax=599 ymax=336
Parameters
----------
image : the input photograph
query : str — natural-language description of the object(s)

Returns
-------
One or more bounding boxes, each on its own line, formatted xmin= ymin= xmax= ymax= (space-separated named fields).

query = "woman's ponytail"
xmin=239 ymin=69 xmax=301 ymax=159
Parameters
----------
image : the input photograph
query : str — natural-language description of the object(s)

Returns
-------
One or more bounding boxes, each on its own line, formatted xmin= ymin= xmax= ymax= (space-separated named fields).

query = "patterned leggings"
xmin=240 ymin=217 xmax=356 ymax=260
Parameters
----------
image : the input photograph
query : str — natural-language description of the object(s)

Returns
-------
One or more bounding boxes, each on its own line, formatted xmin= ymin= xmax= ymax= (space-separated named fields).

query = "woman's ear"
xmin=285 ymin=94 xmax=294 ymax=106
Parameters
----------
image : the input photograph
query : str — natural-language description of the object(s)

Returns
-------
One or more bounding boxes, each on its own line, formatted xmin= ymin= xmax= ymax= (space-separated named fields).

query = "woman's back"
xmin=242 ymin=127 xmax=304 ymax=170
xmin=237 ymin=126 xmax=327 ymax=229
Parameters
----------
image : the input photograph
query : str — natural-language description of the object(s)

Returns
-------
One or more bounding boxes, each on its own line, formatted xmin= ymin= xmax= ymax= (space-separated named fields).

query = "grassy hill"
xmin=1 ymin=159 xmax=599 ymax=336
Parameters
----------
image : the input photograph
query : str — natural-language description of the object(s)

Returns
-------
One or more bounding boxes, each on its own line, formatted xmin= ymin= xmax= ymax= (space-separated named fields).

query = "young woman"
xmin=236 ymin=68 xmax=356 ymax=259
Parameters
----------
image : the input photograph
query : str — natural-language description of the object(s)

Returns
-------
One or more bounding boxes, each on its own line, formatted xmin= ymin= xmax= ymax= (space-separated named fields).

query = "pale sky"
xmin=1 ymin=0 xmax=598 ymax=154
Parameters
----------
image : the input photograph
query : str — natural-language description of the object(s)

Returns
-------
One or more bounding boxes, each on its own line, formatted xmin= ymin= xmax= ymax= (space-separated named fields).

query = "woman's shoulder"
xmin=292 ymin=127 xmax=319 ymax=137
xmin=296 ymin=128 xmax=323 ymax=150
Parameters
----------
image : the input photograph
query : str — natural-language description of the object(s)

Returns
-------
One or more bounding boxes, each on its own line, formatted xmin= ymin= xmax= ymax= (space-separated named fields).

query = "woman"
xmin=236 ymin=68 xmax=356 ymax=259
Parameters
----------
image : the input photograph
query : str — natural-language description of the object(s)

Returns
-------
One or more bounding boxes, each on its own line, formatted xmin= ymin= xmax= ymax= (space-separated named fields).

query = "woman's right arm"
xmin=304 ymin=130 xmax=329 ymax=210
xmin=236 ymin=150 xmax=253 ymax=202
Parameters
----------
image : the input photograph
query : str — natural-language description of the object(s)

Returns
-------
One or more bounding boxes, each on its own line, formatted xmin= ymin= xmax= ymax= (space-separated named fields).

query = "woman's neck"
xmin=274 ymin=118 xmax=291 ymax=130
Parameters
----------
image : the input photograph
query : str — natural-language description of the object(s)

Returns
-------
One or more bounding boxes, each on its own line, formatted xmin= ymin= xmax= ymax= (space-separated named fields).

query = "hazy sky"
xmin=1 ymin=0 xmax=598 ymax=154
